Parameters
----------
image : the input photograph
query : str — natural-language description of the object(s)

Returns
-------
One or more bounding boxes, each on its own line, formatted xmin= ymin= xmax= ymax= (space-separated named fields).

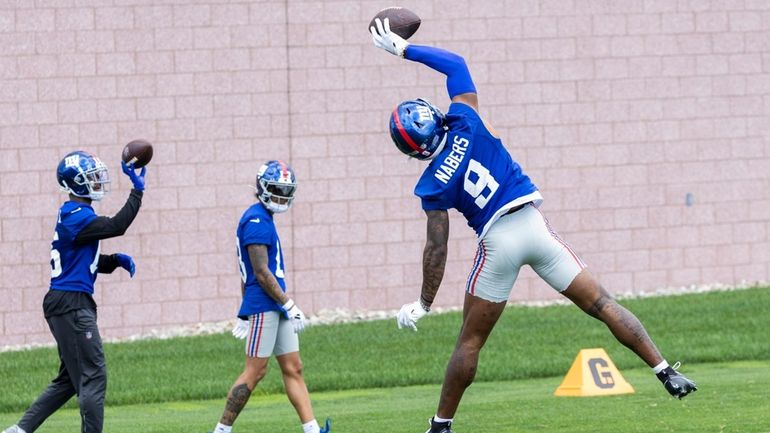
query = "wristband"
xmin=282 ymin=299 xmax=295 ymax=311
xmin=419 ymin=296 xmax=432 ymax=312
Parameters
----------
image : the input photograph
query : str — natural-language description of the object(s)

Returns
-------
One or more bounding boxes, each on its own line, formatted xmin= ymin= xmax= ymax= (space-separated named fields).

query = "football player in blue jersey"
xmin=372 ymin=18 xmax=696 ymax=433
xmin=207 ymin=160 xmax=330 ymax=433
xmin=3 ymin=151 xmax=146 ymax=433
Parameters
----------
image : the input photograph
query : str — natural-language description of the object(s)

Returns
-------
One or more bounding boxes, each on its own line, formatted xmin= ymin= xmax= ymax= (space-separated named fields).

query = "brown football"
xmin=369 ymin=7 xmax=421 ymax=40
xmin=121 ymin=139 xmax=153 ymax=168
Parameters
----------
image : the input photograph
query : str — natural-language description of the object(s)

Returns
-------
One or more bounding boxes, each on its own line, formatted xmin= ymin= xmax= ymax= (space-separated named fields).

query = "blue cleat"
xmin=320 ymin=418 xmax=332 ymax=433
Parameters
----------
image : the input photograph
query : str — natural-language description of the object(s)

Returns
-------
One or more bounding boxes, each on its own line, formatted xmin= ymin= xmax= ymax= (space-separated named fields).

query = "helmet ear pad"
xmin=255 ymin=160 xmax=297 ymax=213
xmin=389 ymin=99 xmax=447 ymax=160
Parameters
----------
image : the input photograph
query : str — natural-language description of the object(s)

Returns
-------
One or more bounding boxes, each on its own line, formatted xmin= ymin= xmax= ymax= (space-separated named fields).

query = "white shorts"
xmin=245 ymin=311 xmax=299 ymax=358
xmin=466 ymin=203 xmax=586 ymax=303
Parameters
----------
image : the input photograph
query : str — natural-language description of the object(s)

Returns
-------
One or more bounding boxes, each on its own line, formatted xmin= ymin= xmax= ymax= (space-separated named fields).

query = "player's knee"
xmin=280 ymin=359 xmax=304 ymax=379
xmin=585 ymin=292 xmax=617 ymax=319
xmin=77 ymin=386 xmax=105 ymax=412
xmin=243 ymin=362 xmax=268 ymax=384
xmin=458 ymin=339 xmax=484 ymax=354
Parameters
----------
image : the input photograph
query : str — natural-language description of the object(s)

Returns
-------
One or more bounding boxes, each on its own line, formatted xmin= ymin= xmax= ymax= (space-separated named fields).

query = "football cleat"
xmin=425 ymin=417 xmax=452 ymax=433
xmin=56 ymin=150 xmax=110 ymax=201
xmin=255 ymin=160 xmax=297 ymax=213
xmin=390 ymin=98 xmax=448 ymax=160
xmin=656 ymin=362 xmax=697 ymax=399
xmin=3 ymin=425 xmax=27 ymax=433
xmin=319 ymin=418 xmax=332 ymax=433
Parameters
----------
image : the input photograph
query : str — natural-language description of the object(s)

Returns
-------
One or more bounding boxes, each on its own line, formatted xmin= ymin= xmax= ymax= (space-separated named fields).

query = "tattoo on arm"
xmin=247 ymin=244 xmax=288 ymax=305
xmin=220 ymin=383 xmax=251 ymax=425
xmin=421 ymin=210 xmax=449 ymax=308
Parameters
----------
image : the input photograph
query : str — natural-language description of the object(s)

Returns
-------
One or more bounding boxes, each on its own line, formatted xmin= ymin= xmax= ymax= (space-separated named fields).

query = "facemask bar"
xmin=258 ymin=178 xmax=297 ymax=213
xmin=70 ymin=160 xmax=110 ymax=201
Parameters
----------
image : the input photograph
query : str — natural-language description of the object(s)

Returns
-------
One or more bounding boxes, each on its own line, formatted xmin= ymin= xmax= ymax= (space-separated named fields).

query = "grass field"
xmin=1 ymin=288 xmax=769 ymax=432
xmin=1 ymin=361 xmax=768 ymax=432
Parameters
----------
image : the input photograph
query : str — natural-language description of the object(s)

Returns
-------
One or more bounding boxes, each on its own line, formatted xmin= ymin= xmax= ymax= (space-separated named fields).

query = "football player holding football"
xmin=208 ymin=160 xmax=330 ymax=433
xmin=3 ymin=151 xmax=146 ymax=433
xmin=371 ymin=18 xmax=696 ymax=433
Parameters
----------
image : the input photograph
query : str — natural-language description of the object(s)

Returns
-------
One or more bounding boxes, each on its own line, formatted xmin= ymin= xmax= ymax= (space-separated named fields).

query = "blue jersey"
xmin=50 ymin=201 xmax=100 ymax=294
xmin=415 ymin=103 xmax=543 ymax=238
xmin=236 ymin=203 xmax=286 ymax=316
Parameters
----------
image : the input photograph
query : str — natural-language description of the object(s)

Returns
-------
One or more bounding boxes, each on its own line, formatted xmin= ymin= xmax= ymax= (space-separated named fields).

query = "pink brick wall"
xmin=1 ymin=0 xmax=769 ymax=346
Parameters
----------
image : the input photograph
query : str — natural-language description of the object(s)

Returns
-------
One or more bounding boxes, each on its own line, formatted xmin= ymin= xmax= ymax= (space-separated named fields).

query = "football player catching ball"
xmin=371 ymin=18 xmax=696 ymax=433
xmin=207 ymin=160 xmax=330 ymax=433
xmin=4 ymin=151 xmax=146 ymax=433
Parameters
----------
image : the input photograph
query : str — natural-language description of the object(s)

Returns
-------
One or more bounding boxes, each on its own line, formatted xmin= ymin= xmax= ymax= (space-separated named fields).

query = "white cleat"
xmin=3 ymin=426 xmax=27 ymax=433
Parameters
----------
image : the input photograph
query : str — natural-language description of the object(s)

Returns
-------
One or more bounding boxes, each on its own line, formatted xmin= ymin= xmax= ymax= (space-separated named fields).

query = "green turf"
xmin=0 ymin=287 xmax=768 ymax=414
xmin=1 ymin=361 xmax=768 ymax=433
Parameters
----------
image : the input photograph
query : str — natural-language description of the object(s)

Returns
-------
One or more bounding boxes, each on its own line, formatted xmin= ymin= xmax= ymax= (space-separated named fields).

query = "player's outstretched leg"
xmin=428 ymin=293 xmax=506 ymax=433
xmin=562 ymin=269 xmax=697 ymax=398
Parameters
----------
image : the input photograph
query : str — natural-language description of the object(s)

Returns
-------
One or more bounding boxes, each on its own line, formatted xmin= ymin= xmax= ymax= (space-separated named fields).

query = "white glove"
xmin=282 ymin=299 xmax=307 ymax=334
xmin=370 ymin=17 xmax=409 ymax=57
xmin=396 ymin=300 xmax=429 ymax=331
xmin=232 ymin=318 xmax=249 ymax=340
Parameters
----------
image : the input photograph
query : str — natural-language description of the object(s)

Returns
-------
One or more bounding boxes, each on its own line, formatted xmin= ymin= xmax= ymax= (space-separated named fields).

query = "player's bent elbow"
xmin=254 ymin=268 xmax=275 ymax=287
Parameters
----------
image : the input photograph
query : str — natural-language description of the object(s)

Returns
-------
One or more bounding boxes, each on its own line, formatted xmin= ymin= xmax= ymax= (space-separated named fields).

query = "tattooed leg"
xmin=435 ymin=293 xmax=506 ymax=420
xmin=219 ymin=357 xmax=268 ymax=426
xmin=220 ymin=383 xmax=251 ymax=425
xmin=562 ymin=269 xmax=664 ymax=367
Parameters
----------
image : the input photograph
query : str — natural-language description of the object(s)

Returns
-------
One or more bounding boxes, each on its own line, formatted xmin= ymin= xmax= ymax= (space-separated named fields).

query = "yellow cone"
xmin=554 ymin=348 xmax=635 ymax=396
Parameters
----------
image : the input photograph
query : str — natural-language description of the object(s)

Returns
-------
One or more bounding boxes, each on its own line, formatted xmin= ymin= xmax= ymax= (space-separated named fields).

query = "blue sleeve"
xmin=448 ymin=102 xmax=478 ymax=118
xmin=420 ymin=196 xmax=452 ymax=211
xmin=415 ymin=171 xmax=453 ymax=211
xmin=241 ymin=220 xmax=273 ymax=246
xmin=404 ymin=45 xmax=477 ymax=99
xmin=61 ymin=208 xmax=97 ymax=242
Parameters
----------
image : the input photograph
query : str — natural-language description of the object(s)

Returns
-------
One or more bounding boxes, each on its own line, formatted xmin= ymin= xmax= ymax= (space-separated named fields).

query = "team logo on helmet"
xmin=256 ymin=160 xmax=297 ymax=213
xmin=389 ymin=98 xmax=449 ymax=161
xmin=56 ymin=151 xmax=110 ymax=201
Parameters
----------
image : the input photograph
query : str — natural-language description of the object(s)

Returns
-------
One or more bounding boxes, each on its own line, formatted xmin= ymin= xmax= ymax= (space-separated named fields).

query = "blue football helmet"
xmin=389 ymin=98 xmax=448 ymax=160
xmin=56 ymin=151 xmax=110 ymax=201
xmin=256 ymin=160 xmax=297 ymax=213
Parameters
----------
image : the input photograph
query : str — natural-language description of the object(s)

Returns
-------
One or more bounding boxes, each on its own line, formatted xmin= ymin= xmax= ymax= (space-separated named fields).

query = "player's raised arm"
xmin=74 ymin=162 xmax=146 ymax=244
xmin=371 ymin=17 xmax=478 ymax=110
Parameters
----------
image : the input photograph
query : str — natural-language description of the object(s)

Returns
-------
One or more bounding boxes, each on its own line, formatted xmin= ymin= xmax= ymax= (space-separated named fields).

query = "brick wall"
xmin=1 ymin=0 xmax=768 ymax=347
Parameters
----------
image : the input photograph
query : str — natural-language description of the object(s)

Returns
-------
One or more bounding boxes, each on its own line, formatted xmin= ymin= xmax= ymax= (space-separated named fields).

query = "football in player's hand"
xmin=369 ymin=7 xmax=421 ymax=39
xmin=121 ymin=139 xmax=153 ymax=168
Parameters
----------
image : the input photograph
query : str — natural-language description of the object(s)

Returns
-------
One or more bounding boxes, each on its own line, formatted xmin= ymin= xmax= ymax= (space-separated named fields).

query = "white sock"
xmin=652 ymin=360 xmax=669 ymax=374
xmin=214 ymin=423 xmax=232 ymax=433
xmin=434 ymin=415 xmax=453 ymax=424
xmin=302 ymin=419 xmax=320 ymax=433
